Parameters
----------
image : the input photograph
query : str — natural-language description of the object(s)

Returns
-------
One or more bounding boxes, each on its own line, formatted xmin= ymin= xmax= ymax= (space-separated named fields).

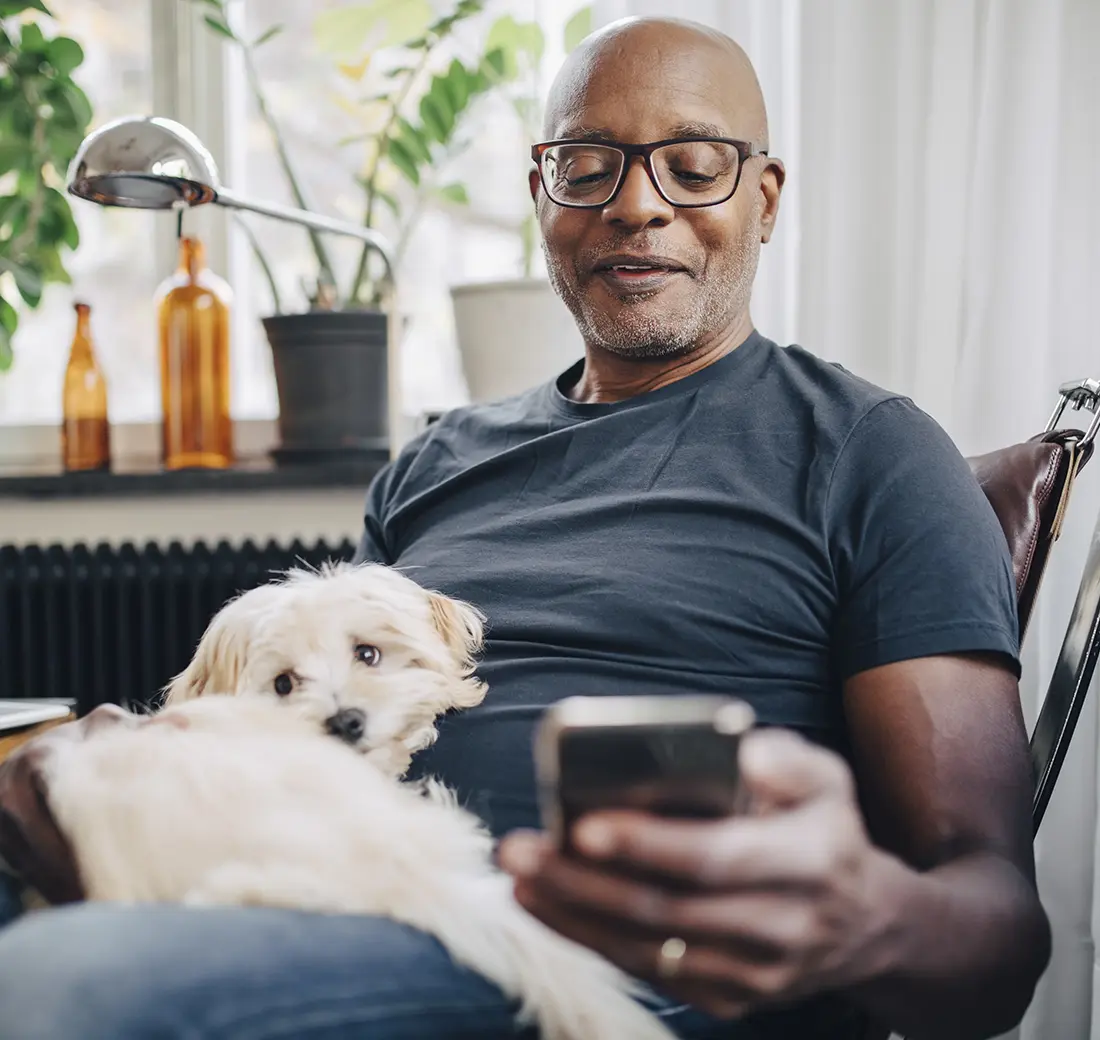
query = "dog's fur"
xmin=163 ymin=563 xmax=489 ymax=778
xmin=32 ymin=565 xmax=675 ymax=1040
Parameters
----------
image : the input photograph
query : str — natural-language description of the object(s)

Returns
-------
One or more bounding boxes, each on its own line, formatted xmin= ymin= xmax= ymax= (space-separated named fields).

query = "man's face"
xmin=533 ymin=41 xmax=773 ymax=360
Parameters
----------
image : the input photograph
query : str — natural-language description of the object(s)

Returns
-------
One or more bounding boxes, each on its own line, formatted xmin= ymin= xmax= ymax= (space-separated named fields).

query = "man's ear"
xmin=161 ymin=609 xmax=252 ymax=704
xmin=529 ymin=167 xmax=541 ymax=203
xmin=759 ymin=157 xmax=785 ymax=244
xmin=428 ymin=592 xmax=486 ymax=673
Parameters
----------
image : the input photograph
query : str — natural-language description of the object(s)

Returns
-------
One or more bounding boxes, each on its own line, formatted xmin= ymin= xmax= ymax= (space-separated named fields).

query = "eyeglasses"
xmin=531 ymin=137 xmax=767 ymax=210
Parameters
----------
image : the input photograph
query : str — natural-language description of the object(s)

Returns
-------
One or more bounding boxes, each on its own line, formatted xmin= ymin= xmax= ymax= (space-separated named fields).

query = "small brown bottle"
xmin=155 ymin=235 xmax=233 ymax=470
xmin=61 ymin=301 xmax=111 ymax=472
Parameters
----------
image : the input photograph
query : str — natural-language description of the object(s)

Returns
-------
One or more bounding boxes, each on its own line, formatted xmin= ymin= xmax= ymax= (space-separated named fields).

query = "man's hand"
xmin=0 ymin=731 xmax=84 ymax=906
xmin=499 ymin=729 xmax=900 ymax=1018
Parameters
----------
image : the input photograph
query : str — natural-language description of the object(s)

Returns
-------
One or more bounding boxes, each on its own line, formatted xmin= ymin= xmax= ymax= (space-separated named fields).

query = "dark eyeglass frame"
xmin=530 ymin=136 xmax=768 ymax=210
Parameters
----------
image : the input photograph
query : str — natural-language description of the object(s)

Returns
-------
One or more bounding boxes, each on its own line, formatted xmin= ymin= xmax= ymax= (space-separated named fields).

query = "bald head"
xmin=543 ymin=17 xmax=769 ymax=150
xmin=533 ymin=16 xmax=785 ymax=367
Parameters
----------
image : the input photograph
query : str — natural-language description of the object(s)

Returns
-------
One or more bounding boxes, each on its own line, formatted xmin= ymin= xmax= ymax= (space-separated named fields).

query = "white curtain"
xmin=594 ymin=1 xmax=1100 ymax=1036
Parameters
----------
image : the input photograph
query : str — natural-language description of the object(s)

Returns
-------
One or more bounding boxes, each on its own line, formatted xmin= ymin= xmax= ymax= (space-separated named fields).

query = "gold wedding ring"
xmin=657 ymin=936 xmax=688 ymax=979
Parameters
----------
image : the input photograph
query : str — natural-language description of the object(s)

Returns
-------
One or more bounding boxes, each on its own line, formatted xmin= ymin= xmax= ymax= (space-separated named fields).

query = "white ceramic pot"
xmin=450 ymin=278 xmax=584 ymax=404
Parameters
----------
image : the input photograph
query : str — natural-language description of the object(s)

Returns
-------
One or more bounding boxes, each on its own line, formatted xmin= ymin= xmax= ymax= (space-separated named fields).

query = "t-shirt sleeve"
xmin=352 ymin=432 xmax=430 ymax=566
xmin=353 ymin=465 xmax=395 ymax=565
xmin=827 ymin=397 xmax=1021 ymax=679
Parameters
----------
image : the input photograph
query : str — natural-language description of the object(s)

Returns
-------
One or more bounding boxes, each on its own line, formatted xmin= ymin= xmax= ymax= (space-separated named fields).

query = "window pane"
xmin=0 ymin=0 xmax=158 ymax=426
xmin=228 ymin=0 xmax=551 ymax=421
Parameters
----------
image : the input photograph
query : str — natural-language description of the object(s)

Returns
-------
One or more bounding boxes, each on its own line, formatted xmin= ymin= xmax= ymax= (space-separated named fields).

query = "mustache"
xmin=572 ymin=237 xmax=700 ymax=278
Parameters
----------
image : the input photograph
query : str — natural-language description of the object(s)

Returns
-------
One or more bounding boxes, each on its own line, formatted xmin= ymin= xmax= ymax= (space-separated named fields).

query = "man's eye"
xmin=273 ymin=673 xmax=294 ymax=696
xmin=673 ymin=169 xmax=717 ymax=185
xmin=354 ymin=644 xmax=382 ymax=667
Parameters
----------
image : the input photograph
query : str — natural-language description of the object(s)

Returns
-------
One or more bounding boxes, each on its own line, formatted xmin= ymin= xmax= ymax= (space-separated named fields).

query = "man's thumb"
xmin=739 ymin=728 xmax=853 ymax=812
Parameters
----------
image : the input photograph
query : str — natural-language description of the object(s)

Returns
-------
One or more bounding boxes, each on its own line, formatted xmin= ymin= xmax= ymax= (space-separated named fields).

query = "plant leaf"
xmin=443 ymin=59 xmax=470 ymax=112
xmin=18 ymin=21 xmax=46 ymax=53
xmin=313 ymin=0 xmax=432 ymax=59
xmin=45 ymin=36 xmax=83 ymax=76
xmin=0 ymin=257 xmax=41 ymax=299
xmin=202 ymin=15 xmax=236 ymax=41
xmin=0 ymin=142 xmax=28 ymax=173
xmin=253 ymin=25 xmax=283 ymax=48
xmin=482 ymin=47 xmax=507 ymax=81
xmin=418 ymin=90 xmax=451 ymax=144
xmin=0 ymin=294 xmax=15 ymax=371
xmin=436 ymin=182 xmax=468 ymax=205
xmin=0 ymin=1 xmax=50 ymax=15
xmin=564 ymin=5 xmax=593 ymax=52
xmin=385 ymin=137 xmax=420 ymax=186
xmin=0 ymin=294 xmax=16 ymax=334
xmin=52 ymin=81 xmax=92 ymax=133
xmin=397 ymin=117 xmax=432 ymax=165
xmin=485 ymin=14 xmax=544 ymax=78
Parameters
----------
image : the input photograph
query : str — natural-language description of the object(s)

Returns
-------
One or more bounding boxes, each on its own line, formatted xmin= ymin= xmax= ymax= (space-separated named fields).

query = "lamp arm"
xmin=214 ymin=188 xmax=397 ymax=286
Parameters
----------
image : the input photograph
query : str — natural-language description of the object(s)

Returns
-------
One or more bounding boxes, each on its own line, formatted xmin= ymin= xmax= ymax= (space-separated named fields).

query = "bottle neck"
xmin=177 ymin=236 xmax=206 ymax=279
xmin=71 ymin=306 xmax=94 ymax=360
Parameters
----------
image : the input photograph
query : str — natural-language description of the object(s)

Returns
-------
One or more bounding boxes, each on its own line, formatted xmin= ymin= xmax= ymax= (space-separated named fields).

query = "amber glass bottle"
xmin=61 ymin=302 xmax=111 ymax=472
xmin=155 ymin=236 xmax=233 ymax=470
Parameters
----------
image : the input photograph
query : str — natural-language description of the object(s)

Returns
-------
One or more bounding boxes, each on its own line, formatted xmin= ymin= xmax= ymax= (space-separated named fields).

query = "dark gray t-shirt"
xmin=355 ymin=330 xmax=1019 ymax=838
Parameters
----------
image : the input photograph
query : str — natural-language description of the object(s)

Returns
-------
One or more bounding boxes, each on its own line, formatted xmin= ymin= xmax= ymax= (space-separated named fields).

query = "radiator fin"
xmin=0 ymin=539 xmax=357 ymax=712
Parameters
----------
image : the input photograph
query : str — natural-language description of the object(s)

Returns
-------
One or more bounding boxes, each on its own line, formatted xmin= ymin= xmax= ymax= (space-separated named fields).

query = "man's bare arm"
xmin=842 ymin=652 xmax=1050 ymax=1038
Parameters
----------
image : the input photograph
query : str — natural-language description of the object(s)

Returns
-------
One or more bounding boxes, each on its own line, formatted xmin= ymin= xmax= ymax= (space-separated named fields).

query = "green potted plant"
xmin=195 ymin=0 xmax=541 ymax=459
xmin=448 ymin=4 xmax=593 ymax=404
xmin=0 ymin=0 xmax=91 ymax=371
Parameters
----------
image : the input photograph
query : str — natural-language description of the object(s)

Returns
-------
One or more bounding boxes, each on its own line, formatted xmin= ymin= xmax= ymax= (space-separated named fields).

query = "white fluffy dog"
xmin=29 ymin=564 xmax=675 ymax=1040
xmin=162 ymin=563 xmax=490 ymax=778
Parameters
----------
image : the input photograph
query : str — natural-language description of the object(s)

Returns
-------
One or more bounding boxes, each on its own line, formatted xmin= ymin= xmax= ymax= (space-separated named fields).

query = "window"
xmin=227 ymin=0 xmax=581 ymax=420
xmin=0 ymin=0 xmax=587 ymax=428
xmin=0 ymin=0 xmax=159 ymax=426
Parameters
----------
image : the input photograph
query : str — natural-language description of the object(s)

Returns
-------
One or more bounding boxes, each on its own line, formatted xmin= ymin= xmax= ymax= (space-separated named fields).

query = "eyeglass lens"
xmin=541 ymin=141 xmax=741 ymax=207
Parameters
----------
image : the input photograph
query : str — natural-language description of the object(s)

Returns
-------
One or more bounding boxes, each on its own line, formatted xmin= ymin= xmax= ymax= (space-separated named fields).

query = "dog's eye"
xmin=273 ymin=673 xmax=294 ymax=696
xmin=354 ymin=644 xmax=382 ymax=667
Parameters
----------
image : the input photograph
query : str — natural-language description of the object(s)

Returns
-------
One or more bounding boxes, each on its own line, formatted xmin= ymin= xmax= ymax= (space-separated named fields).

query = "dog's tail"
xmin=398 ymin=872 xmax=677 ymax=1040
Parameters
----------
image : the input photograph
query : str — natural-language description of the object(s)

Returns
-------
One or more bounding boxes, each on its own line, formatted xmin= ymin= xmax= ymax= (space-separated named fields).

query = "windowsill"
xmin=0 ymin=456 xmax=386 ymax=500
xmin=0 ymin=419 xmax=386 ymax=500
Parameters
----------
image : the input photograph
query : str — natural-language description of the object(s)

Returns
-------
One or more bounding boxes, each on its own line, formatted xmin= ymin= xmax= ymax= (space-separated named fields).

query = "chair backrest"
xmin=965 ymin=379 xmax=1100 ymax=834
xmin=968 ymin=431 xmax=1092 ymax=639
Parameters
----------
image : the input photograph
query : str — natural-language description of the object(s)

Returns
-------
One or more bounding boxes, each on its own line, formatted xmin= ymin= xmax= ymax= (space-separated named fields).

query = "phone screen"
xmin=553 ymin=722 xmax=745 ymax=850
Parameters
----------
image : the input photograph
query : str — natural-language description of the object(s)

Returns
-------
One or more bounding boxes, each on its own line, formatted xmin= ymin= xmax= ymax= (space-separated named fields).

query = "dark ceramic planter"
xmin=262 ymin=310 xmax=389 ymax=465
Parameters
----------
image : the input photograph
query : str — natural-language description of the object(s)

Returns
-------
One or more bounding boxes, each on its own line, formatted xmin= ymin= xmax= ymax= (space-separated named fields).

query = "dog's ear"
xmin=161 ymin=609 xmax=252 ymax=704
xmin=428 ymin=592 xmax=486 ymax=672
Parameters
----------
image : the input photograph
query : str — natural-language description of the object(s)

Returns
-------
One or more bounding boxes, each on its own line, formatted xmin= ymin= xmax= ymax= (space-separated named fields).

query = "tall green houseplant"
xmin=195 ymin=0 xmax=542 ymax=312
xmin=0 ymin=0 xmax=91 ymax=370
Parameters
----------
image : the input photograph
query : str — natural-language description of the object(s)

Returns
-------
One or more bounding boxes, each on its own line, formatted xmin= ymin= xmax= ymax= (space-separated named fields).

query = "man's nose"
xmin=324 ymin=707 xmax=367 ymax=745
xmin=602 ymin=159 xmax=674 ymax=230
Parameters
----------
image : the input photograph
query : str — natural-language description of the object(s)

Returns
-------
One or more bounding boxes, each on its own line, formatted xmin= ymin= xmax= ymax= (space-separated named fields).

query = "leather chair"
xmin=863 ymin=378 xmax=1100 ymax=1040
xmin=966 ymin=379 xmax=1100 ymax=832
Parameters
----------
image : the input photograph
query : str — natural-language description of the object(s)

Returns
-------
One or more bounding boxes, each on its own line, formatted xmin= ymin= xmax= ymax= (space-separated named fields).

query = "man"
xmin=0 ymin=15 xmax=1048 ymax=1040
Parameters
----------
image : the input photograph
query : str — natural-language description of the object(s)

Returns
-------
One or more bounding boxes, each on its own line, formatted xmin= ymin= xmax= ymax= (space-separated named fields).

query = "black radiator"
xmin=0 ymin=538 xmax=357 ymax=714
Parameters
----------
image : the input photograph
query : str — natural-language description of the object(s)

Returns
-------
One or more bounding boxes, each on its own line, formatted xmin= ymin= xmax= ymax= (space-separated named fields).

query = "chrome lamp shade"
xmin=67 ymin=115 xmax=220 ymax=209
xmin=66 ymin=115 xmax=396 ymax=281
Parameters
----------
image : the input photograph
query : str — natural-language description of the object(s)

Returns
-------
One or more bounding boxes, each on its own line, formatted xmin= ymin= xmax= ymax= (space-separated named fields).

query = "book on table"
xmin=0 ymin=701 xmax=74 ymax=734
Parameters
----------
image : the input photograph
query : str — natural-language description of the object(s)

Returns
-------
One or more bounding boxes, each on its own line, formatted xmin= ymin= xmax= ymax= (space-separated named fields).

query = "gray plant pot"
xmin=262 ymin=310 xmax=390 ymax=465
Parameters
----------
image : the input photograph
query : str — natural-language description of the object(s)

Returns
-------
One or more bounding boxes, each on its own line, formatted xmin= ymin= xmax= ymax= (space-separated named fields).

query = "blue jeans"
xmin=0 ymin=875 xmax=734 ymax=1040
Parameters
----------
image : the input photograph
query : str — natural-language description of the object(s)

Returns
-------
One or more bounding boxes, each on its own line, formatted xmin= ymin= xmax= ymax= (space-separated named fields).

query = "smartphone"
xmin=534 ymin=694 xmax=755 ymax=852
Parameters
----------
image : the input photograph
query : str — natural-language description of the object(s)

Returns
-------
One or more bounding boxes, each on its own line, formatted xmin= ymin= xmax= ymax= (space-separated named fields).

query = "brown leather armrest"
xmin=967 ymin=430 xmax=1093 ymax=638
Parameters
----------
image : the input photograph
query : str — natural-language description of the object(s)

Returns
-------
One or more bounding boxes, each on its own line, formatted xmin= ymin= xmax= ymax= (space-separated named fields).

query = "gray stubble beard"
xmin=542 ymin=219 xmax=763 ymax=361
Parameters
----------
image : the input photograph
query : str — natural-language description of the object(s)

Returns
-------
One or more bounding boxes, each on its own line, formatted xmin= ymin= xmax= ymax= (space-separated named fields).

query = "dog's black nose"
xmin=325 ymin=707 xmax=366 ymax=744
